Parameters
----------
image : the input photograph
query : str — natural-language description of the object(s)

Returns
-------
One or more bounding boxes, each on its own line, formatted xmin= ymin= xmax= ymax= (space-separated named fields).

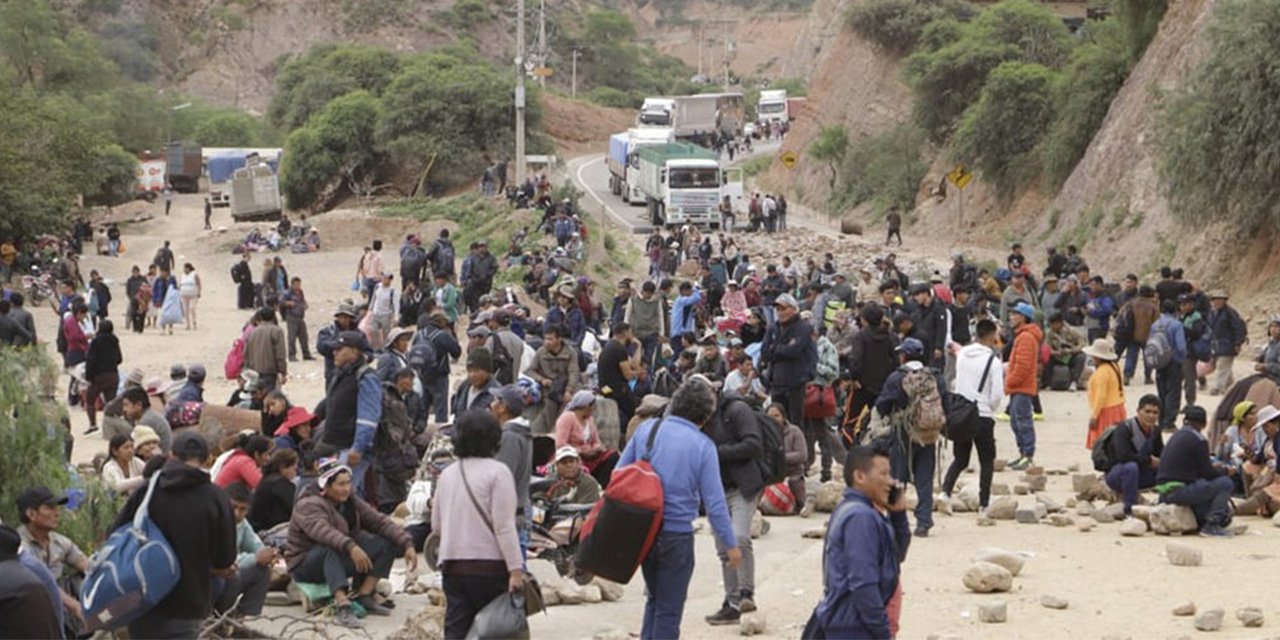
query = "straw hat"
xmin=1083 ymin=338 xmax=1119 ymax=362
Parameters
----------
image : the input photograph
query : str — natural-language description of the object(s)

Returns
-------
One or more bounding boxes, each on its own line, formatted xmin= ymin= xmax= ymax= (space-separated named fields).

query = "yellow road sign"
xmin=533 ymin=67 xmax=553 ymax=77
xmin=780 ymin=150 xmax=798 ymax=169
xmin=947 ymin=163 xmax=973 ymax=189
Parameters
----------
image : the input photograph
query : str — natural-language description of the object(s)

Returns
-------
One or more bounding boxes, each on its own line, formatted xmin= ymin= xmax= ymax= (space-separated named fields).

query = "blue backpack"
xmin=80 ymin=471 xmax=181 ymax=632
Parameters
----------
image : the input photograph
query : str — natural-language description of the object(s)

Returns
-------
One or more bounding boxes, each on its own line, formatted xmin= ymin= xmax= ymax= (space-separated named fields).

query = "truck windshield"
xmin=669 ymin=168 xmax=721 ymax=189
xmin=759 ymin=102 xmax=785 ymax=115
xmin=639 ymin=112 xmax=671 ymax=126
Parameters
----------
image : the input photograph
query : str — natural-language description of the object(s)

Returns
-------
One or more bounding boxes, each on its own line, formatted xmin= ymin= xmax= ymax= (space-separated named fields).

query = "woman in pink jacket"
xmin=554 ymin=390 xmax=619 ymax=488
xmin=215 ymin=432 xmax=273 ymax=490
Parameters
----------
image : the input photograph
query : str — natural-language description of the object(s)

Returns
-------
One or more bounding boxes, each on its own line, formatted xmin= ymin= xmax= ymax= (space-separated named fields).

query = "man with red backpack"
xmin=872 ymin=337 xmax=949 ymax=538
xmin=617 ymin=377 xmax=741 ymax=640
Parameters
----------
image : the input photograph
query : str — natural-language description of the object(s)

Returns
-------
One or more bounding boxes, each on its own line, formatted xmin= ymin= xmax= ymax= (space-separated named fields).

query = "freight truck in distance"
xmin=229 ymin=155 xmax=283 ymax=222
xmin=757 ymin=89 xmax=788 ymax=124
xmin=607 ymin=127 xmax=675 ymax=204
xmin=633 ymin=142 xmax=743 ymax=229
xmin=166 ymin=141 xmax=203 ymax=193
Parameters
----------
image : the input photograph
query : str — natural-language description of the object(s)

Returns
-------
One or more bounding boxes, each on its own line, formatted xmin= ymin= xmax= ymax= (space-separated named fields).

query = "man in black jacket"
xmin=705 ymin=381 xmax=765 ymax=627
xmin=231 ymin=254 xmax=255 ymax=310
xmin=907 ymin=284 xmax=947 ymax=369
xmin=1206 ymin=291 xmax=1247 ymax=395
xmin=316 ymin=304 xmax=358 ymax=386
xmin=415 ymin=311 xmax=462 ymax=424
xmin=1104 ymin=394 xmax=1164 ymax=517
xmin=843 ymin=305 xmax=898 ymax=441
xmin=761 ymin=293 xmax=816 ymax=426
xmin=1156 ymin=405 xmax=1236 ymax=536
xmin=113 ymin=432 xmax=236 ymax=639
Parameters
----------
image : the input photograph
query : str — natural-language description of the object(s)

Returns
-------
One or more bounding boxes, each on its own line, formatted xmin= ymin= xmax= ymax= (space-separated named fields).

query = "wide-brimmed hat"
xmin=385 ymin=326 xmax=415 ymax=349
xmin=1083 ymin=338 xmax=1119 ymax=362
xmin=276 ymin=406 xmax=317 ymax=437
xmin=1256 ymin=405 xmax=1280 ymax=427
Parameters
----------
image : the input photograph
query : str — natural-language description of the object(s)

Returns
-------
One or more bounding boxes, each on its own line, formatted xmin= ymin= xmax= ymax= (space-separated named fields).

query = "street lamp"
xmin=166 ymin=101 xmax=192 ymax=148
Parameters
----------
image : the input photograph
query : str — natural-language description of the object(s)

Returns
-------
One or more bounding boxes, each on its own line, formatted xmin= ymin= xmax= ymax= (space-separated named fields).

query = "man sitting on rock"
xmin=1156 ymin=405 xmax=1237 ymax=537
xmin=1043 ymin=313 xmax=1086 ymax=391
xmin=1103 ymin=394 xmax=1164 ymax=518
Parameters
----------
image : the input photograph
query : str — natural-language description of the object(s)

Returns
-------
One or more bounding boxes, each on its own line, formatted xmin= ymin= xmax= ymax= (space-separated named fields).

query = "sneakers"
xmin=706 ymin=603 xmax=741 ymax=626
xmin=1009 ymin=457 xmax=1033 ymax=471
xmin=936 ymin=493 xmax=953 ymax=515
xmin=799 ymin=496 xmax=815 ymax=518
xmin=1033 ymin=412 xmax=1045 ymax=421
xmin=739 ymin=593 xmax=757 ymax=613
xmin=996 ymin=413 xmax=1011 ymax=422
xmin=83 ymin=425 xmax=99 ymax=435
xmin=913 ymin=527 xmax=929 ymax=538
xmin=334 ymin=604 xmax=363 ymax=628
xmin=1199 ymin=524 xmax=1234 ymax=538
xmin=355 ymin=595 xmax=392 ymax=616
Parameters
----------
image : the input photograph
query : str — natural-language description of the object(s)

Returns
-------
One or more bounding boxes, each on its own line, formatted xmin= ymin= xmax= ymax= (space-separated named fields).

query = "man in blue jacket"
xmin=874 ymin=337 xmax=949 ymax=537
xmin=670 ymin=281 xmax=702 ymax=343
xmin=1206 ymin=291 xmax=1247 ymax=395
xmin=1085 ymin=276 xmax=1116 ymax=343
xmin=805 ymin=446 xmax=911 ymax=640
xmin=621 ymin=377 xmax=740 ymax=640
xmin=1156 ymin=405 xmax=1236 ymax=537
xmin=761 ymin=293 xmax=816 ymax=426
xmin=1153 ymin=300 xmax=1189 ymax=431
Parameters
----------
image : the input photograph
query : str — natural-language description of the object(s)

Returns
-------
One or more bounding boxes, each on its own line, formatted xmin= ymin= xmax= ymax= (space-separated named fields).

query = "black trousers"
xmin=443 ymin=573 xmax=508 ymax=640
xmin=942 ymin=417 xmax=997 ymax=508
xmin=771 ymin=386 xmax=805 ymax=430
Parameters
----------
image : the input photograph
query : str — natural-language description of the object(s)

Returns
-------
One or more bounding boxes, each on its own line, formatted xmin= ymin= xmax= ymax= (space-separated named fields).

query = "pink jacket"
xmin=215 ymin=450 xmax=263 ymax=490
xmin=555 ymin=411 xmax=601 ymax=454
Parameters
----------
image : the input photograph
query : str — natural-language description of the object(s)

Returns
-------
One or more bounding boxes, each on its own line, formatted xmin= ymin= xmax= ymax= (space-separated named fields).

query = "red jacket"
xmin=1005 ymin=322 xmax=1042 ymax=396
xmin=62 ymin=314 xmax=88 ymax=355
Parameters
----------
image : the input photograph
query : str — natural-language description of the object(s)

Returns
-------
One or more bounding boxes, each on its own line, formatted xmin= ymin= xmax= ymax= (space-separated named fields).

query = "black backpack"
xmin=400 ymin=246 xmax=426 ymax=279
xmin=409 ymin=329 xmax=445 ymax=378
xmin=432 ymin=241 xmax=455 ymax=277
xmin=730 ymin=399 xmax=787 ymax=485
xmin=1091 ymin=420 xmax=1129 ymax=472
xmin=490 ymin=334 xmax=515 ymax=385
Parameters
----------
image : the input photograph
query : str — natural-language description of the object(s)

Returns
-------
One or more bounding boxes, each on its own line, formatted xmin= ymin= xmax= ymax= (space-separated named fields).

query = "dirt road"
xmin=41 ymin=194 xmax=1279 ymax=639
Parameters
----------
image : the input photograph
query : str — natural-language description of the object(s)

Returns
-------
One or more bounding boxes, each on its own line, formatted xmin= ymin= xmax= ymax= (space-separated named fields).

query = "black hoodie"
xmin=112 ymin=460 xmax=236 ymax=620
xmin=848 ymin=325 xmax=898 ymax=395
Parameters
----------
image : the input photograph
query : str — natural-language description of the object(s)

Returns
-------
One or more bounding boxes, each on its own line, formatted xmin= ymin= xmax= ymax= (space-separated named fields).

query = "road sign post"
xmin=946 ymin=163 xmax=972 ymax=225
xmin=780 ymin=150 xmax=798 ymax=169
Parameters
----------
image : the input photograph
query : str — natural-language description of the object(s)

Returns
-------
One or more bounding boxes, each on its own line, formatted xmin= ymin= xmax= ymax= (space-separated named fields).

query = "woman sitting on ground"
xmin=285 ymin=458 xmax=416 ymax=629
xmin=132 ymin=425 xmax=161 ymax=464
xmin=249 ymin=448 xmax=300 ymax=532
xmin=433 ymin=410 xmax=524 ymax=639
xmin=215 ymin=432 xmax=273 ymax=490
xmin=101 ymin=434 xmax=145 ymax=496
xmin=273 ymin=406 xmax=316 ymax=452
xmin=261 ymin=389 xmax=291 ymax=438
xmin=554 ymin=390 xmax=620 ymax=487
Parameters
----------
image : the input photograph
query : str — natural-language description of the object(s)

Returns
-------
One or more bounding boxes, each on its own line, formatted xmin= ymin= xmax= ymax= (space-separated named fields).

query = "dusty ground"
xmin=36 ymin=193 xmax=1280 ymax=639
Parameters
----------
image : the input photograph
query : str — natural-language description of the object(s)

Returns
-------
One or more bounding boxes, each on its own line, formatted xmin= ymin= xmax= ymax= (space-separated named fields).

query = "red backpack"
xmin=575 ymin=419 xmax=667 ymax=584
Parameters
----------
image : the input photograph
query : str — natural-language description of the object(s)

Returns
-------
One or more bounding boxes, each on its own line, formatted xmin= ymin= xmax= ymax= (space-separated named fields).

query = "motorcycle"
xmin=22 ymin=267 xmax=55 ymax=306
xmin=528 ymin=479 xmax=596 ymax=585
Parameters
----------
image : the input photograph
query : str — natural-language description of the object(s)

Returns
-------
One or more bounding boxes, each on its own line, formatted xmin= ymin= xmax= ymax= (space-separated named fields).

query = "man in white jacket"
xmin=940 ymin=319 xmax=1005 ymax=514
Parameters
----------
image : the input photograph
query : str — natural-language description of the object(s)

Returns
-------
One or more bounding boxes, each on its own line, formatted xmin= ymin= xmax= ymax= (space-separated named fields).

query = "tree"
xmin=279 ymin=91 xmax=381 ymax=210
xmin=83 ymin=144 xmax=139 ymax=208
xmin=268 ymin=44 xmax=403 ymax=129
xmin=1158 ymin=0 xmax=1280 ymax=232
xmin=808 ymin=124 xmax=850 ymax=189
xmin=192 ymin=112 xmax=261 ymax=147
xmin=954 ymin=61 xmax=1057 ymax=195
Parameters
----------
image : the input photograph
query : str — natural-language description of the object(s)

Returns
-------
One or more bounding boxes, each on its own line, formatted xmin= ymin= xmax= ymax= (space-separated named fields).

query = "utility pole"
xmin=571 ymin=48 xmax=580 ymax=98
xmin=537 ymin=0 xmax=547 ymax=87
xmin=514 ymin=0 xmax=526 ymax=186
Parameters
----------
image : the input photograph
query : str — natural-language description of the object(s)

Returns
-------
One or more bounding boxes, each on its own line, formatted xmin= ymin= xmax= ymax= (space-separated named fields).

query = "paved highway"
xmin=566 ymin=141 xmax=782 ymax=235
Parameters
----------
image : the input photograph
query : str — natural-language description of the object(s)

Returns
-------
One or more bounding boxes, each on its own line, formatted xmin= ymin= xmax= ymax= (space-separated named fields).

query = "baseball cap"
xmin=1011 ymin=302 xmax=1037 ymax=321
xmin=467 ymin=347 xmax=494 ymax=373
xmin=171 ymin=431 xmax=211 ymax=462
xmin=467 ymin=325 xmax=492 ymax=339
xmin=17 ymin=487 xmax=68 ymax=514
xmin=492 ymin=384 xmax=526 ymax=415
xmin=554 ymin=446 xmax=581 ymax=463
xmin=1181 ymin=405 xmax=1208 ymax=425
xmin=335 ymin=330 xmax=369 ymax=351
xmin=896 ymin=337 xmax=925 ymax=356
xmin=334 ymin=304 xmax=357 ymax=318
xmin=773 ymin=293 xmax=799 ymax=308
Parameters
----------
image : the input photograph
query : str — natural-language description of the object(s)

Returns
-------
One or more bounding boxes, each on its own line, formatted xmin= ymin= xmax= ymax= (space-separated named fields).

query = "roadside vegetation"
xmin=831 ymin=0 xmax=1167 ymax=207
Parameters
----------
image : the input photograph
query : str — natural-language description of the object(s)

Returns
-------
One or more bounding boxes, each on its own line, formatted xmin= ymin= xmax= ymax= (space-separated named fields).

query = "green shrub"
xmin=1157 ymin=0 xmax=1280 ymax=232
xmin=847 ymin=0 xmax=970 ymax=54
xmin=741 ymin=155 xmax=773 ymax=177
xmin=808 ymin=124 xmax=849 ymax=189
xmin=833 ymin=122 xmax=929 ymax=214
xmin=954 ymin=61 xmax=1056 ymax=195
xmin=584 ymin=86 xmax=637 ymax=109
xmin=1037 ymin=23 xmax=1131 ymax=187
xmin=905 ymin=0 xmax=1071 ymax=139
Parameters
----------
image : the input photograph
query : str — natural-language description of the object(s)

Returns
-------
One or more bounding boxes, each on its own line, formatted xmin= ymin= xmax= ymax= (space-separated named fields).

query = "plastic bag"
xmin=351 ymin=279 xmax=361 ymax=292
xmin=160 ymin=287 xmax=184 ymax=326
xmin=464 ymin=592 xmax=529 ymax=640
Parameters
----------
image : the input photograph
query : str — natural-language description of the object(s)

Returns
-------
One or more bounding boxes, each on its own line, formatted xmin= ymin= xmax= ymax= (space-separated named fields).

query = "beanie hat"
xmin=467 ymin=347 xmax=494 ymax=373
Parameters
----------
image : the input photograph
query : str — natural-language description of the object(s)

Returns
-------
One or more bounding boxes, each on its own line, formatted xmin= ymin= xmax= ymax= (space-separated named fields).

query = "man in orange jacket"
xmin=1006 ymin=303 xmax=1042 ymax=470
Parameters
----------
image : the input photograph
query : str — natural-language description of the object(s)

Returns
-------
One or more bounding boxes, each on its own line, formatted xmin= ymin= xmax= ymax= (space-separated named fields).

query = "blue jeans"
xmin=640 ymin=532 xmax=696 ymax=640
xmin=1160 ymin=476 xmax=1234 ymax=528
xmin=1156 ymin=364 xmax=1183 ymax=430
xmin=1105 ymin=461 xmax=1157 ymax=514
xmin=888 ymin=437 xmax=935 ymax=532
xmin=1008 ymin=393 xmax=1036 ymax=459
xmin=1118 ymin=339 xmax=1148 ymax=381
xmin=426 ymin=375 xmax=450 ymax=423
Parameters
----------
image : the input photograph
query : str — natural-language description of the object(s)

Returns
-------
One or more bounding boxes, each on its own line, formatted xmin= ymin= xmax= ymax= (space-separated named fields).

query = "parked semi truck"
xmin=638 ymin=98 xmax=675 ymax=126
xmin=206 ymin=148 xmax=282 ymax=207
xmin=166 ymin=141 xmax=203 ymax=193
xmin=633 ymin=142 xmax=743 ymax=228
xmin=757 ymin=89 xmax=788 ymax=124
xmin=230 ymin=155 xmax=282 ymax=222
xmin=636 ymin=94 xmax=745 ymax=140
xmin=607 ymin=127 xmax=675 ymax=204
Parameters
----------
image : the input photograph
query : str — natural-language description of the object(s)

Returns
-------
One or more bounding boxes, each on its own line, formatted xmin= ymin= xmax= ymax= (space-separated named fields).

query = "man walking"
xmin=244 ymin=308 xmax=287 ymax=392
xmin=941 ymin=319 xmax=1004 ymax=514
xmin=761 ymin=293 xmax=816 ymax=426
xmin=620 ymin=378 xmax=741 ymax=640
xmin=1006 ymin=303 xmax=1042 ymax=470
xmin=805 ymin=446 xmax=910 ymax=640
xmin=231 ymin=254 xmax=255 ymax=310
xmin=414 ymin=311 xmax=462 ymax=424
xmin=203 ymin=197 xmax=213 ymax=230
xmin=885 ymin=208 xmax=903 ymax=247
xmin=279 ymin=277 xmax=312 ymax=362
xmin=706 ymin=379 xmax=766 ymax=625
xmin=1206 ymin=291 xmax=1247 ymax=395
xmin=874 ymin=337 xmax=948 ymax=537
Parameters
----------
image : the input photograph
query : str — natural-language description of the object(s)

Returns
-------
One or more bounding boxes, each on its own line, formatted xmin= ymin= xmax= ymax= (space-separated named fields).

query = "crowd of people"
xmin=6 ymin=188 xmax=1280 ymax=640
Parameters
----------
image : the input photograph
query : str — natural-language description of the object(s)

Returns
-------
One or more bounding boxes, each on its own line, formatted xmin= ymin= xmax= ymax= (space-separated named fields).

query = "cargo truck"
xmin=206 ymin=148 xmax=282 ymax=207
xmin=671 ymin=93 xmax=745 ymax=140
xmin=166 ymin=141 xmax=203 ymax=193
xmin=230 ymin=155 xmax=282 ymax=222
xmin=638 ymin=98 xmax=675 ymax=126
xmin=757 ymin=89 xmax=788 ymax=124
xmin=607 ymin=128 xmax=675 ymax=204
xmin=633 ymin=142 xmax=743 ymax=229
xmin=135 ymin=154 xmax=167 ymax=199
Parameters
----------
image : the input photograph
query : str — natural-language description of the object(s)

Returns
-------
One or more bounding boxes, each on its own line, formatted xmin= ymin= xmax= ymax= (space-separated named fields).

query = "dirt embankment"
xmin=541 ymin=95 xmax=637 ymax=158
